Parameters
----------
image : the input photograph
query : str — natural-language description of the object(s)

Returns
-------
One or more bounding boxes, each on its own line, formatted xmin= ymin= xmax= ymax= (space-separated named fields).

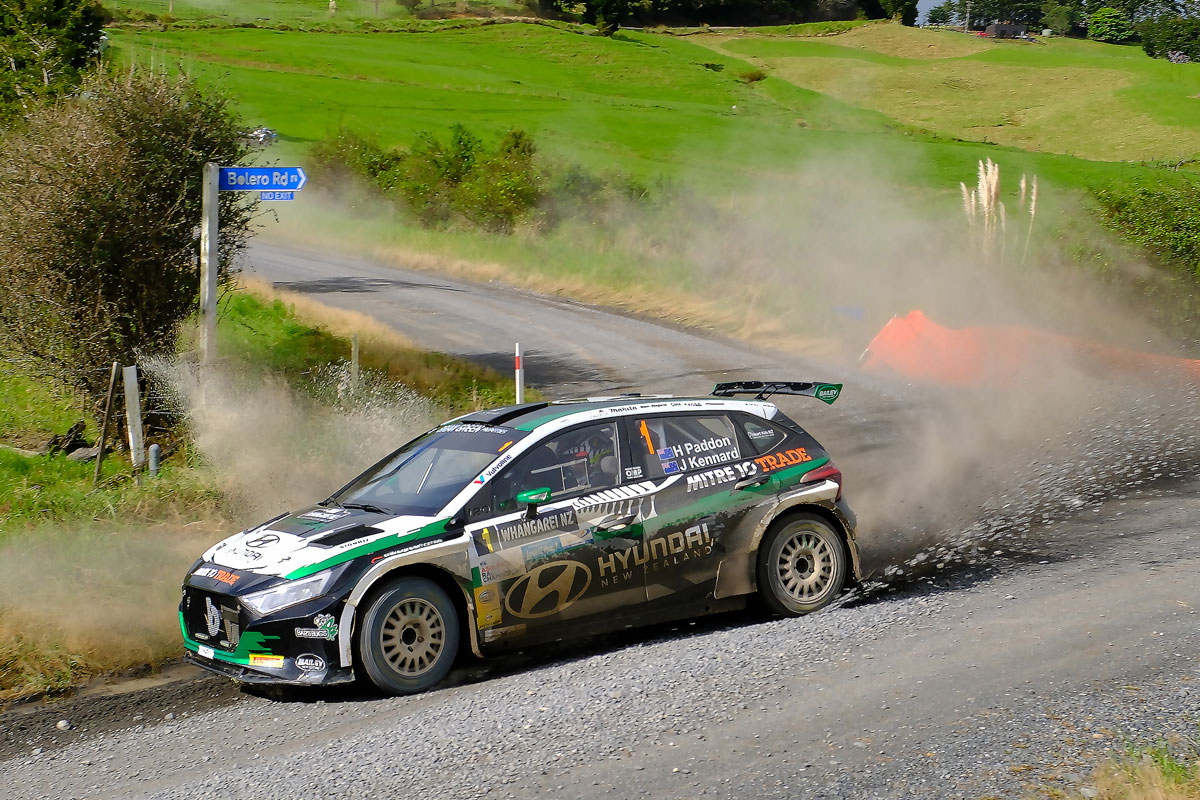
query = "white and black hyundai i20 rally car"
xmin=181 ymin=381 xmax=859 ymax=695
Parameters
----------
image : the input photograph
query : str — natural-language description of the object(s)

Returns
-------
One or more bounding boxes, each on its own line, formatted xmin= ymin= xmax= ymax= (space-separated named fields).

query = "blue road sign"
xmin=219 ymin=166 xmax=307 ymax=192
xmin=260 ymin=191 xmax=295 ymax=202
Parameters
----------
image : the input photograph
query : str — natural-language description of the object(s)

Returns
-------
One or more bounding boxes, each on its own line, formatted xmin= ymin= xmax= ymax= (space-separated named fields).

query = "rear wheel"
xmin=756 ymin=513 xmax=847 ymax=616
xmin=358 ymin=577 xmax=460 ymax=695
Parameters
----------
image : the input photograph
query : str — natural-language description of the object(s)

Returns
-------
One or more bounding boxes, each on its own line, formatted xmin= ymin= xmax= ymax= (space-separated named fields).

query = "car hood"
xmin=203 ymin=505 xmax=439 ymax=578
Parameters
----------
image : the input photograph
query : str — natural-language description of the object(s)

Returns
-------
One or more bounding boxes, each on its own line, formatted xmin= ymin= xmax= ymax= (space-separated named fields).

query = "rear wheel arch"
xmin=754 ymin=508 xmax=851 ymax=615
xmin=758 ymin=504 xmax=859 ymax=586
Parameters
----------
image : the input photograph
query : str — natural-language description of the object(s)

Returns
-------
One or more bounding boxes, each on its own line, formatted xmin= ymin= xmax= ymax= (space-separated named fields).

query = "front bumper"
xmin=180 ymin=584 xmax=353 ymax=686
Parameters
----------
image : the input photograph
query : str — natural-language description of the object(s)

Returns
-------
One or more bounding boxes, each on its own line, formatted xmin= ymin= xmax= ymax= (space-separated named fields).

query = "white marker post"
xmin=515 ymin=342 xmax=524 ymax=405
xmin=199 ymin=162 xmax=220 ymax=364
xmin=123 ymin=365 xmax=145 ymax=474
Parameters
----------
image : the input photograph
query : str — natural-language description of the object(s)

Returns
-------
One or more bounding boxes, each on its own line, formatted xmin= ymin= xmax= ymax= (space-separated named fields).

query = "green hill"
xmin=108 ymin=20 xmax=1188 ymax=193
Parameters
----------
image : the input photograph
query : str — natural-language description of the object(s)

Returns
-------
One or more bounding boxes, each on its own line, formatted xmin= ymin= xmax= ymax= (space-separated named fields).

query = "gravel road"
xmin=4 ymin=243 xmax=1197 ymax=799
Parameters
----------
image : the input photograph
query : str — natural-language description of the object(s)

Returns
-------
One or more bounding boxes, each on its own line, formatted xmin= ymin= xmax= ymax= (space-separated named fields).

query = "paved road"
xmin=3 ymin=243 xmax=1197 ymax=799
xmin=245 ymin=242 xmax=791 ymax=399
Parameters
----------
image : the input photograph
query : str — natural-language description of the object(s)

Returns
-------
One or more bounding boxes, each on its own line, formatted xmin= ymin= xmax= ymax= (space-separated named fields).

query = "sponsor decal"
xmin=245 ymin=533 xmax=281 ymax=549
xmin=204 ymin=597 xmax=221 ymax=637
xmin=815 ymin=384 xmax=841 ymax=404
xmin=504 ymin=561 xmax=592 ymax=619
xmin=481 ymin=624 xmax=526 ymax=642
xmin=442 ymin=423 xmax=511 ymax=435
xmin=296 ymin=654 xmax=326 ymax=672
xmin=248 ymin=653 xmax=284 ymax=668
xmin=597 ymin=522 xmax=713 ymax=587
xmin=521 ymin=537 xmax=565 ymax=563
xmin=477 ymin=550 xmax=525 ymax=584
xmin=474 ymin=584 xmax=503 ymax=629
xmin=755 ymin=447 xmax=813 ymax=472
xmin=624 ymin=466 xmax=644 ymax=480
xmin=473 ymin=450 xmax=518 ymax=486
xmin=227 ymin=546 xmax=264 ymax=561
xmin=495 ymin=508 xmax=577 ymax=544
xmin=298 ymin=508 xmax=352 ymax=523
xmin=748 ymin=427 xmax=777 ymax=440
xmin=295 ymin=613 xmax=338 ymax=641
xmin=194 ymin=567 xmax=240 ymax=586
xmin=685 ymin=460 xmax=759 ymax=493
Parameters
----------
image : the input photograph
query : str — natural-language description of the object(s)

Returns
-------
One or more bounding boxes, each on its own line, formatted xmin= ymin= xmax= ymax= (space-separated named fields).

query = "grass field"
xmin=108 ymin=22 xmax=1171 ymax=194
xmin=710 ymin=24 xmax=1200 ymax=162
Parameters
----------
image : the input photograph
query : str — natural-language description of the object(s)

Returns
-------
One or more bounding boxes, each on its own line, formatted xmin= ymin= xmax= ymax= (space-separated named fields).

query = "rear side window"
xmin=739 ymin=416 xmax=788 ymax=455
xmin=631 ymin=415 xmax=741 ymax=479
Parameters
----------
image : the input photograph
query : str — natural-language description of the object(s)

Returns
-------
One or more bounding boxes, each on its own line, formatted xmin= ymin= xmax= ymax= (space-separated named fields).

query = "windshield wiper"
xmin=340 ymin=502 xmax=389 ymax=514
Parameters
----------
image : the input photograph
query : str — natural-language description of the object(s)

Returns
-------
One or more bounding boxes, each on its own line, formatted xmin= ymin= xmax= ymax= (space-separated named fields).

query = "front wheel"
xmin=756 ymin=513 xmax=847 ymax=616
xmin=357 ymin=577 xmax=460 ymax=695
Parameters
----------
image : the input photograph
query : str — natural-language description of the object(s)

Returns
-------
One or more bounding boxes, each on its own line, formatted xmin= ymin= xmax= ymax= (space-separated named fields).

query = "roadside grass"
xmin=225 ymin=280 xmax=523 ymax=408
xmin=1082 ymin=741 xmax=1200 ymax=799
xmin=0 ymin=523 xmax=217 ymax=702
xmin=0 ymin=364 xmax=96 ymax=451
xmin=0 ymin=282 xmax=518 ymax=701
xmin=709 ymin=26 xmax=1200 ymax=162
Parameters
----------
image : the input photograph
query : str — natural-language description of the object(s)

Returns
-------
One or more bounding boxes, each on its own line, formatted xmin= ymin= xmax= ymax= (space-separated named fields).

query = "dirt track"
xmin=3 ymin=242 xmax=1197 ymax=799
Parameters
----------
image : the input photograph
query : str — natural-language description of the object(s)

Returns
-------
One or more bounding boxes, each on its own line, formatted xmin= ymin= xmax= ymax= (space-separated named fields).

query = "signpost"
xmin=200 ymin=163 xmax=309 ymax=363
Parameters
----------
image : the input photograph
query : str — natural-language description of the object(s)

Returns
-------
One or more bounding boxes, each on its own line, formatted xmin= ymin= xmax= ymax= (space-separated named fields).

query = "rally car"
xmin=180 ymin=381 xmax=860 ymax=695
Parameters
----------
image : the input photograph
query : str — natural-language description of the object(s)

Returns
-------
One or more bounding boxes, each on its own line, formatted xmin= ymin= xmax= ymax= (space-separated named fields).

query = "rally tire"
xmin=357 ymin=577 xmax=460 ymax=696
xmin=756 ymin=513 xmax=847 ymax=616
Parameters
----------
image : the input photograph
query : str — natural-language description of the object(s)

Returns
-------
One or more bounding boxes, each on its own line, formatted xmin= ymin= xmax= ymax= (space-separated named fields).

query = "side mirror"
xmin=516 ymin=487 xmax=552 ymax=519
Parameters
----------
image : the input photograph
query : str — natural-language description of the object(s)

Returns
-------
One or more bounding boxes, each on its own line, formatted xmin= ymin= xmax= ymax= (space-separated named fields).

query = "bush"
xmin=1093 ymin=176 xmax=1200 ymax=277
xmin=1139 ymin=15 xmax=1200 ymax=61
xmin=308 ymin=126 xmax=651 ymax=235
xmin=738 ymin=68 xmax=768 ymax=83
xmin=1087 ymin=7 xmax=1134 ymax=42
xmin=0 ymin=68 xmax=256 ymax=414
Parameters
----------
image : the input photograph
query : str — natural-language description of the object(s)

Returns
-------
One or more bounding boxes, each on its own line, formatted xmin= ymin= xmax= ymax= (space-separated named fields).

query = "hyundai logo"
xmin=504 ymin=561 xmax=592 ymax=619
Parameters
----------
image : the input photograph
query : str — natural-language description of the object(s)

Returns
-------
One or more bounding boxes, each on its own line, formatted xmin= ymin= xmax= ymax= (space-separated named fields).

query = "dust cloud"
xmin=627 ymin=153 xmax=1200 ymax=574
xmin=150 ymin=358 xmax=440 ymax=522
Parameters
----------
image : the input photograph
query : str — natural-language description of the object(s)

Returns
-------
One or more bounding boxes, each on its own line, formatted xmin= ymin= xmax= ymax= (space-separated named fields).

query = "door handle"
xmin=594 ymin=514 xmax=637 ymax=536
xmin=734 ymin=474 xmax=770 ymax=491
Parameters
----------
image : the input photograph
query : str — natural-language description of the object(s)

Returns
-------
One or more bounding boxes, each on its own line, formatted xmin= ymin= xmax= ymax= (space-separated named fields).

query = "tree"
xmin=1139 ymin=13 xmax=1200 ymax=59
xmin=0 ymin=68 xmax=257 ymax=412
xmin=1040 ymin=0 xmax=1078 ymax=32
xmin=927 ymin=2 xmax=954 ymax=24
xmin=0 ymin=0 xmax=105 ymax=125
xmin=880 ymin=0 xmax=918 ymax=23
xmin=1087 ymin=6 xmax=1134 ymax=39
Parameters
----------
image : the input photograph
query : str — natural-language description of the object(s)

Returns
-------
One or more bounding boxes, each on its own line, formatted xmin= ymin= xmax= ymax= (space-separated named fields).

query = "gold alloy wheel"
xmin=775 ymin=528 xmax=836 ymax=603
xmin=379 ymin=597 xmax=446 ymax=677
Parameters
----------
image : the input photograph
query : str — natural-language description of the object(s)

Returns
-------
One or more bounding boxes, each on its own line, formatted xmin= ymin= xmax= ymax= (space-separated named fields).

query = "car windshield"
xmin=331 ymin=423 xmax=529 ymax=516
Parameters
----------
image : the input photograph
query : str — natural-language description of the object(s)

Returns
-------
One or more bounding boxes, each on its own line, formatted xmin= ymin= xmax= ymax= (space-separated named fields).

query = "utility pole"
xmin=964 ymin=0 xmax=972 ymax=32
xmin=200 ymin=162 xmax=219 ymax=364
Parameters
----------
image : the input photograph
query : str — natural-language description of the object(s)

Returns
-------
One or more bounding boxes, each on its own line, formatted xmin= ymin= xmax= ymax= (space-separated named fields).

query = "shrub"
xmin=738 ymin=68 xmax=768 ymax=83
xmin=1087 ymin=7 xmax=1134 ymax=42
xmin=0 ymin=68 xmax=256 ymax=413
xmin=1093 ymin=176 xmax=1200 ymax=277
xmin=1139 ymin=15 xmax=1200 ymax=61
xmin=308 ymin=126 xmax=651 ymax=235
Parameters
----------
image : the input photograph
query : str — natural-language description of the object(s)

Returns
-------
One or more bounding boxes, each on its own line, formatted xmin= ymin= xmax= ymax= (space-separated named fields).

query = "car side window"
xmin=489 ymin=422 xmax=622 ymax=513
xmin=631 ymin=414 xmax=741 ymax=478
xmin=738 ymin=415 xmax=788 ymax=455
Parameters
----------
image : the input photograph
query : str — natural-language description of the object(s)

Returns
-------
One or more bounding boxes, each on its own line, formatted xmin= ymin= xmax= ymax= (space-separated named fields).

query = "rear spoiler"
xmin=711 ymin=381 xmax=843 ymax=405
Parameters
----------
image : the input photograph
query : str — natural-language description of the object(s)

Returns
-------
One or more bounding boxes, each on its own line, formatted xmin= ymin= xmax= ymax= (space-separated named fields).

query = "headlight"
xmin=241 ymin=567 xmax=343 ymax=616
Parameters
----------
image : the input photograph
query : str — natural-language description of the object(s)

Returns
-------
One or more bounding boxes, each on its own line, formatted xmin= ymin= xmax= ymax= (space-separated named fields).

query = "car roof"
xmin=455 ymin=395 xmax=777 ymax=432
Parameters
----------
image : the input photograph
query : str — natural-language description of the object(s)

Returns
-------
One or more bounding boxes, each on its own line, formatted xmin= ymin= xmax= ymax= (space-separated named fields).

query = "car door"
xmin=461 ymin=419 xmax=653 ymax=648
xmin=626 ymin=412 xmax=779 ymax=610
